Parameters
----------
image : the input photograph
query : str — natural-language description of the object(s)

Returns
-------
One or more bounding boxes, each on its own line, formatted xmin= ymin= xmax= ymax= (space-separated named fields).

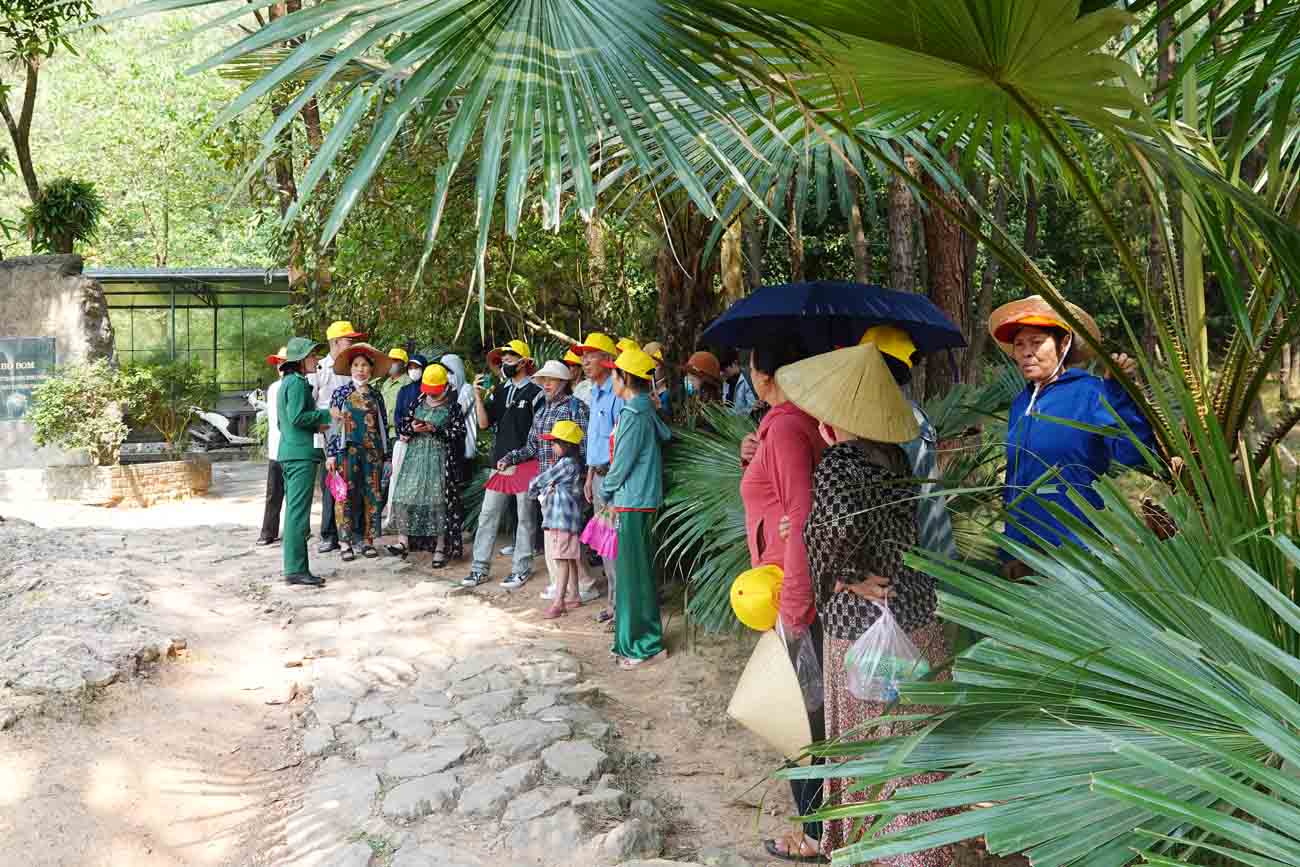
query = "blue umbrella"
xmin=702 ymin=280 xmax=966 ymax=355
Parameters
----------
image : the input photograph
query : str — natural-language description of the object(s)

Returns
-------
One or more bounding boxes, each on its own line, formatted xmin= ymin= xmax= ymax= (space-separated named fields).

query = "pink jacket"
xmin=740 ymin=402 xmax=826 ymax=628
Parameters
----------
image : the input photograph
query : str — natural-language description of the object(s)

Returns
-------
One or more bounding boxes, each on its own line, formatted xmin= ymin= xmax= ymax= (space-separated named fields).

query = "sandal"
xmin=564 ymin=597 xmax=583 ymax=611
xmin=431 ymin=552 xmax=448 ymax=569
xmin=362 ymin=545 xmax=379 ymax=558
xmin=618 ymin=651 xmax=666 ymax=670
xmin=385 ymin=542 xmax=408 ymax=557
xmin=595 ymin=608 xmax=614 ymax=624
xmin=542 ymin=604 xmax=566 ymax=620
xmin=764 ymin=833 xmax=828 ymax=864
xmin=340 ymin=547 xmax=356 ymax=562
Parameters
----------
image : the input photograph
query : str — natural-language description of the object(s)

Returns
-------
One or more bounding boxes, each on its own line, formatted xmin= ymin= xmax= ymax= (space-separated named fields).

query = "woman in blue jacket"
xmin=989 ymin=296 xmax=1156 ymax=580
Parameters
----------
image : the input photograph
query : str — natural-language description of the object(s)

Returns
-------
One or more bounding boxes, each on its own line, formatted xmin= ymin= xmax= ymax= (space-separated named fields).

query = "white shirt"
xmin=456 ymin=382 xmax=478 ymax=460
xmin=265 ymin=379 xmax=283 ymax=461
xmin=573 ymin=379 xmax=593 ymax=406
xmin=311 ymin=355 xmax=350 ymax=449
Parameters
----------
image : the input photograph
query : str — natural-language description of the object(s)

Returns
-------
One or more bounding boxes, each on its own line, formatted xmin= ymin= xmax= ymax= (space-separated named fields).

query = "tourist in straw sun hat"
xmin=275 ymin=337 xmax=333 ymax=587
xmin=600 ymin=346 xmax=671 ymax=670
xmin=988 ymin=294 xmax=1155 ymax=581
xmin=776 ymin=341 xmax=947 ymax=865
xmin=311 ymin=321 xmax=367 ymax=553
xmin=325 ymin=341 xmax=390 ymax=562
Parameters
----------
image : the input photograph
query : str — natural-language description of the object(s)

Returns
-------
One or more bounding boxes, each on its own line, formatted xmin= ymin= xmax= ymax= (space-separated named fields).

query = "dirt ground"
xmin=0 ymin=462 xmax=801 ymax=867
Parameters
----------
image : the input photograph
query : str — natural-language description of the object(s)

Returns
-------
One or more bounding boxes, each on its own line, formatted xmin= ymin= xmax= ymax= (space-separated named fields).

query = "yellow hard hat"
xmin=325 ymin=320 xmax=367 ymax=341
xmin=563 ymin=349 xmax=583 ymax=366
xmin=610 ymin=347 xmax=657 ymax=381
xmin=420 ymin=363 xmax=449 ymax=395
xmin=574 ymin=333 xmax=618 ymax=356
xmin=617 ymin=337 xmax=641 ymax=354
xmin=860 ymin=325 xmax=918 ymax=368
xmin=542 ymin=419 xmax=584 ymax=445
xmin=496 ymin=338 xmax=532 ymax=360
xmin=642 ymin=341 xmax=665 ymax=363
xmin=388 ymin=347 xmax=409 ymax=363
xmin=731 ymin=565 xmax=784 ymax=631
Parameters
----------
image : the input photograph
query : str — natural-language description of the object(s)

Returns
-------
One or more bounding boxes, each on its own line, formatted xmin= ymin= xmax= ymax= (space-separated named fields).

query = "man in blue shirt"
xmin=573 ymin=332 xmax=624 ymax=623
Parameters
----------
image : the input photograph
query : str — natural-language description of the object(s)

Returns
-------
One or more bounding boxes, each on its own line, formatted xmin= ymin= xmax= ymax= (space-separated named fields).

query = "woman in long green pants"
xmin=276 ymin=337 xmax=335 ymax=586
xmin=600 ymin=347 xmax=672 ymax=669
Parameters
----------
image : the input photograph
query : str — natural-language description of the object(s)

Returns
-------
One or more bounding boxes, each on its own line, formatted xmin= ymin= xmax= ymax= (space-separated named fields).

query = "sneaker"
xmin=500 ymin=572 xmax=531 ymax=590
xmin=461 ymin=571 xmax=488 ymax=588
xmin=500 ymin=545 xmax=515 ymax=557
xmin=540 ymin=584 xmax=558 ymax=601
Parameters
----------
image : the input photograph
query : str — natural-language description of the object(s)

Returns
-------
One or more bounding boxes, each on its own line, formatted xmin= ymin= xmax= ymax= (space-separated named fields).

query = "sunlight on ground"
xmin=0 ymin=750 xmax=37 ymax=807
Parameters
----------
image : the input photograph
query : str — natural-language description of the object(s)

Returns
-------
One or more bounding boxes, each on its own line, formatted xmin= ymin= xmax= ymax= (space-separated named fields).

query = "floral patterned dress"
xmin=328 ymin=382 xmax=388 ymax=547
xmin=394 ymin=397 xmax=467 ymax=559
xmin=804 ymin=440 xmax=954 ymax=867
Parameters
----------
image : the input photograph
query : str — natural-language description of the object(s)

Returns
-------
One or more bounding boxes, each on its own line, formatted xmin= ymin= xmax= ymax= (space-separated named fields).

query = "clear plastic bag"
xmin=778 ymin=620 xmax=824 ymax=713
xmin=844 ymin=603 xmax=929 ymax=702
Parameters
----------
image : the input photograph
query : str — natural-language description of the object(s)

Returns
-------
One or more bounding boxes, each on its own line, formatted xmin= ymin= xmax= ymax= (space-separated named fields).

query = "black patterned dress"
xmin=396 ymin=397 xmax=467 ymax=560
xmin=804 ymin=440 xmax=953 ymax=867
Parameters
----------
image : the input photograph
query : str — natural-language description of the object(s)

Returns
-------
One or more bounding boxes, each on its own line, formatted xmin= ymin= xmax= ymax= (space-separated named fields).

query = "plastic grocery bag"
xmin=326 ymin=469 xmax=349 ymax=502
xmin=778 ymin=620 xmax=824 ymax=713
xmin=844 ymin=603 xmax=929 ymax=702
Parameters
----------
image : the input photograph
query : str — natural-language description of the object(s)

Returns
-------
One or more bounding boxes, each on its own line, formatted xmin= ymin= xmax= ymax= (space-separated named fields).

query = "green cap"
xmin=282 ymin=337 xmax=321 ymax=364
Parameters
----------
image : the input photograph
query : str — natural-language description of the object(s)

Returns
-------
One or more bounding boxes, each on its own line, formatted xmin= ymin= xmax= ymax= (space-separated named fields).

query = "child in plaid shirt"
xmin=528 ymin=420 xmax=587 ymax=618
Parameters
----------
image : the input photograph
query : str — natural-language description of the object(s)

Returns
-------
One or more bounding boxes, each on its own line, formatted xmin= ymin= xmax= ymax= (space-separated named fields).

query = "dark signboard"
xmin=0 ymin=337 xmax=57 ymax=420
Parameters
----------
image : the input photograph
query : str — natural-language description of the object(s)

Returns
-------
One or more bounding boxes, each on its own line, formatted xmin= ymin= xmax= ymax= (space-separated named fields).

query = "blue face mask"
xmin=684 ymin=379 xmax=698 ymax=397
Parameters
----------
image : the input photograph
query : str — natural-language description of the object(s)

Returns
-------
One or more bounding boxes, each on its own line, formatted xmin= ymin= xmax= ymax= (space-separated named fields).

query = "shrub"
xmin=121 ymin=360 xmax=219 ymax=455
xmin=28 ymin=358 xmax=129 ymax=465
xmin=22 ymin=177 xmax=106 ymax=254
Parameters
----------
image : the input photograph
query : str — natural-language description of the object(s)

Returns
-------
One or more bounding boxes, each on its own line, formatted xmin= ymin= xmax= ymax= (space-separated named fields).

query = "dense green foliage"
xmin=22 ymin=176 xmax=104 ymax=253
xmin=121 ymin=359 xmax=219 ymax=454
xmin=28 ymin=358 xmax=129 ymax=465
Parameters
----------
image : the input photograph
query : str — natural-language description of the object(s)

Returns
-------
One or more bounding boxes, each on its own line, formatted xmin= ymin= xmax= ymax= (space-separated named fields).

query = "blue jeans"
xmin=470 ymin=489 xmax=537 ymax=576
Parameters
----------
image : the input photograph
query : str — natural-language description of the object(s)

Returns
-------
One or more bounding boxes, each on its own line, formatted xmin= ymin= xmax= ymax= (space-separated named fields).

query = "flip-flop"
xmin=595 ymin=609 xmax=614 ymax=624
xmin=619 ymin=651 xmax=666 ymax=670
xmin=385 ymin=542 xmax=408 ymax=557
xmin=362 ymin=545 xmax=379 ymax=558
xmin=764 ymin=837 xmax=829 ymax=864
xmin=340 ymin=548 xmax=357 ymax=562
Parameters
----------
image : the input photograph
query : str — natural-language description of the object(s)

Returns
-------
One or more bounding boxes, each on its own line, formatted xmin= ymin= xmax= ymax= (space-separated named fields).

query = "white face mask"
xmin=409 ymin=368 xmax=423 ymax=382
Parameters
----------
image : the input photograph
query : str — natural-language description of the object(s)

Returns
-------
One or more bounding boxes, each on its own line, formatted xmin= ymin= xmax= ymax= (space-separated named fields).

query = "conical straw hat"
xmin=727 ymin=630 xmax=813 ymax=765
xmin=776 ymin=343 xmax=919 ymax=444
xmin=988 ymin=294 xmax=1099 ymax=360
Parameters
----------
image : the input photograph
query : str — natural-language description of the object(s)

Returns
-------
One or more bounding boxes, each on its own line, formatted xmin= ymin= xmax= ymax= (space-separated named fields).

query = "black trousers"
xmin=789 ymin=615 xmax=826 ymax=840
xmin=318 ymin=455 xmax=338 ymax=543
xmin=259 ymin=460 xmax=285 ymax=542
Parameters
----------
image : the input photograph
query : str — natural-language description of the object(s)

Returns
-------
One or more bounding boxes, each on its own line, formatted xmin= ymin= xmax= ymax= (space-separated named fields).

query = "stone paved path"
xmin=262 ymin=559 xmax=672 ymax=867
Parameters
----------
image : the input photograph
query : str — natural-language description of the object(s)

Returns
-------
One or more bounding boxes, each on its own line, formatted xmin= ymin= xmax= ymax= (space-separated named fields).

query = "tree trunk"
xmin=720 ymin=218 xmax=746 ymax=303
xmin=1144 ymin=0 xmax=1176 ymax=358
xmin=787 ymin=174 xmax=804 ymax=282
xmin=1023 ymin=176 xmax=1040 ymax=259
xmin=0 ymin=60 xmax=42 ymax=203
xmin=966 ymin=173 xmax=1007 ymax=383
xmin=656 ymin=197 xmax=721 ymax=374
xmin=743 ymin=205 xmax=763 ymax=290
xmin=921 ymin=153 xmax=970 ymax=399
xmin=847 ymin=171 xmax=870 ymax=283
xmin=888 ymin=160 xmax=918 ymax=291
xmin=586 ymin=217 xmax=607 ymax=296
xmin=1282 ymin=342 xmax=1294 ymax=402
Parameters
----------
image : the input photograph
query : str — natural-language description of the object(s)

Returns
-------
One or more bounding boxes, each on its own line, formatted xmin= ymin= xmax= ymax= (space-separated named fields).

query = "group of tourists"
xmin=256 ymin=289 xmax=1155 ymax=864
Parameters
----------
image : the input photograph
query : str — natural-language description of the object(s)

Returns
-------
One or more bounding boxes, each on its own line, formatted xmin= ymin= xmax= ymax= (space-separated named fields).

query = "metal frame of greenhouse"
xmin=88 ymin=267 xmax=291 ymax=394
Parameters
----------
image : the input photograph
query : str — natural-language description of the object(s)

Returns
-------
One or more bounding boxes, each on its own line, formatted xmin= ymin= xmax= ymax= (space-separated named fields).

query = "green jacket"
xmin=276 ymin=372 xmax=332 ymax=462
xmin=601 ymin=393 xmax=672 ymax=509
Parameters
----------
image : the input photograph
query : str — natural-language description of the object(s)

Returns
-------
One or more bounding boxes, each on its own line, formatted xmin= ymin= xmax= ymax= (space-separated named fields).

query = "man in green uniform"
xmin=277 ymin=337 xmax=337 ymax=587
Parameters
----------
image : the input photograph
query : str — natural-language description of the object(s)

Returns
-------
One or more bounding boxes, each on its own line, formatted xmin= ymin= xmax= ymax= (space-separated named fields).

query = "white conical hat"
xmin=727 ymin=630 xmax=813 ymax=765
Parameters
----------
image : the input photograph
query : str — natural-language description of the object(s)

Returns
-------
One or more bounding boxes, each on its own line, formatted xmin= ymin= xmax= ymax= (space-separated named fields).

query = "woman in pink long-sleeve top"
xmin=738 ymin=343 xmax=828 ymax=864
